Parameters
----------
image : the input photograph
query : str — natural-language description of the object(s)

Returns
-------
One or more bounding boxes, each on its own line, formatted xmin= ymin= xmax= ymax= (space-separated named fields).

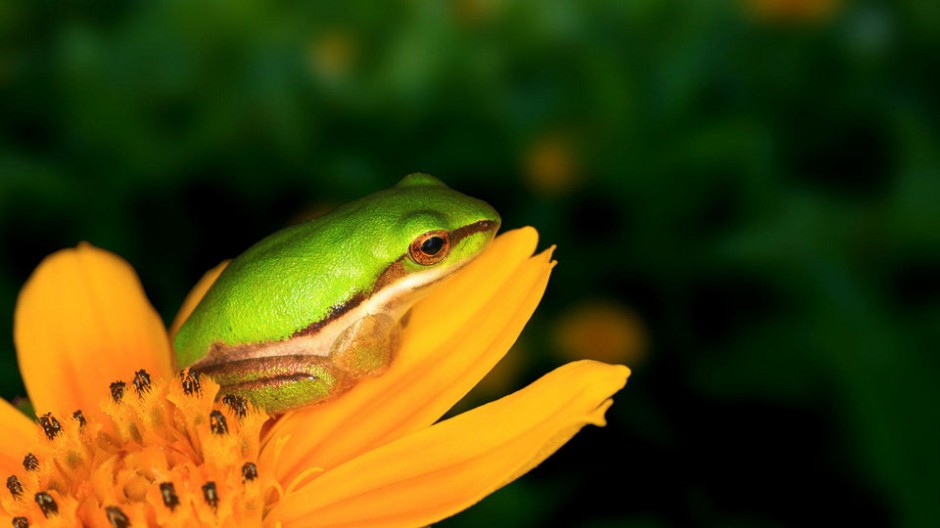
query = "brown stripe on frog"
xmin=293 ymin=292 xmax=368 ymax=336
xmin=277 ymin=253 xmax=409 ymax=341
xmin=450 ymin=219 xmax=498 ymax=246
xmin=191 ymin=291 xmax=368 ymax=368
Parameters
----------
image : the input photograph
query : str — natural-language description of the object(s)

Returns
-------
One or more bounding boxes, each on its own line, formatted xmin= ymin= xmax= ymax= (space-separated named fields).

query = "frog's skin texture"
xmin=173 ymin=174 xmax=500 ymax=413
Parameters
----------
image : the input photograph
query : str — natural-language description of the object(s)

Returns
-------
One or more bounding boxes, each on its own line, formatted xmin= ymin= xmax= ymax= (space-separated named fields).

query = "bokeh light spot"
xmin=309 ymin=30 xmax=359 ymax=81
xmin=523 ymin=133 xmax=582 ymax=196
xmin=744 ymin=0 xmax=842 ymax=23
xmin=553 ymin=300 xmax=647 ymax=366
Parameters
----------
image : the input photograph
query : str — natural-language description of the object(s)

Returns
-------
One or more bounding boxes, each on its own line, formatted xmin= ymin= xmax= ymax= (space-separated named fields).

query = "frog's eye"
xmin=409 ymin=230 xmax=450 ymax=265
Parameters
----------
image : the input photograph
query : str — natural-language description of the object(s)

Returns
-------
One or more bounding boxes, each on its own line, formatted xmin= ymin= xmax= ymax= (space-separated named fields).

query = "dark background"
xmin=2 ymin=1 xmax=939 ymax=526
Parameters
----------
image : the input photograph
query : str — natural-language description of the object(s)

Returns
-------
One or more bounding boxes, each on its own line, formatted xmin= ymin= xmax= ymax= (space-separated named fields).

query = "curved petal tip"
xmin=14 ymin=243 xmax=172 ymax=418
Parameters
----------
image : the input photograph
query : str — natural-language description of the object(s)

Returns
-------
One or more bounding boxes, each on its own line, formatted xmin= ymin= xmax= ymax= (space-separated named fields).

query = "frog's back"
xmin=174 ymin=203 xmax=391 ymax=367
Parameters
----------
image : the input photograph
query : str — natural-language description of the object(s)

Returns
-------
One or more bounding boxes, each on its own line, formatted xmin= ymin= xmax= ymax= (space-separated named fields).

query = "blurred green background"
xmin=2 ymin=0 xmax=939 ymax=526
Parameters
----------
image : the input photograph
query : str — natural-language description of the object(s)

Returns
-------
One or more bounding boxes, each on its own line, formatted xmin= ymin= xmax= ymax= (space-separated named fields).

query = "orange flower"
xmin=4 ymin=227 xmax=630 ymax=527
xmin=523 ymin=133 xmax=582 ymax=196
xmin=554 ymin=300 xmax=648 ymax=366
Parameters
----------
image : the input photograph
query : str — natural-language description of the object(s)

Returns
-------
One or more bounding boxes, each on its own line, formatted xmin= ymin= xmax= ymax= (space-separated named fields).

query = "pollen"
xmin=0 ymin=369 xmax=271 ymax=527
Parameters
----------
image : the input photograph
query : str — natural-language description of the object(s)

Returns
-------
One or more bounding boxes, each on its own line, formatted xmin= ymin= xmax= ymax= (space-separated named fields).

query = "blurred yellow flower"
xmin=744 ymin=0 xmax=842 ymax=23
xmin=554 ymin=300 xmax=647 ymax=366
xmin=309 ymin=30 xmax=358 ymax=80
xmin=3 ymin=228 xmax=629 ymax=527
xmin=452 ymin=0 xmax=502 ymax=26
xmin=523 ymin=133 xmax=582 ymax=195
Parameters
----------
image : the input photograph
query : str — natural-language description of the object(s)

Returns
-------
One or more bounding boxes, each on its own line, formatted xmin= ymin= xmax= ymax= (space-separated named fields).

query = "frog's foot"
xmin=330 ymin=313 xmax=402 ymax=378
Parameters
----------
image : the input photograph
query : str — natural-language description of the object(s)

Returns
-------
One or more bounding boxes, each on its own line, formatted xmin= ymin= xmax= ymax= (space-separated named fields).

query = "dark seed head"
xmin=72 ymin=410 xmax=86 ymax=431
xmin=202 ymin=481 xmax=218 ymax=509
xmin=222 ymin=394 xmax=249 ymax=419
xmin=22 ymin=453 xmax=38 ymax=472
xmin=209 ymin=410 xmax=228 ymax=435
xmin=180 ymin=369 xmax=201 ymax=396
xmin=132 ymin=369 xmax=152 ymax=397
xmin=241 ymin=462 xmax=258 ymax=482
xmin=6 ymin=475 xmax=23 ymax=498
xmin=159 ymin=482 xmax=179 ymax=511
xmin=12 ymin=517 xmax=28 ymax=528
xmin=38 ymin=413 xmax=62 ymax=440
xmin=105 ymin=505 xmax=130 ymax=528
xmin=110 ymin=381 xmax=126 ymax=403
xmin=35 ymin=491 xmax=57 ymax=517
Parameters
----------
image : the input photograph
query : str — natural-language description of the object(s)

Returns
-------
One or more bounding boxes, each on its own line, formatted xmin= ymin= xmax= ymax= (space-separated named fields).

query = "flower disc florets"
xmin=0 ymin=369 xmax=270 ymax=527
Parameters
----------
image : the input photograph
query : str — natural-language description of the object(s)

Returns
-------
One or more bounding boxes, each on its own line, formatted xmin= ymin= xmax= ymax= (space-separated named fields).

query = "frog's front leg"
xmin=195 ymin=355 xmax=349 ymax=413
xmin=329 ymin=312 xmax=404 ymax=378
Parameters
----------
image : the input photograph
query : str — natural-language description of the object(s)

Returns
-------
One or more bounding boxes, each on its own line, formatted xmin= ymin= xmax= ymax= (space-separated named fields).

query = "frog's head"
xmin=375 ymin=173 xmax=500 ymax=289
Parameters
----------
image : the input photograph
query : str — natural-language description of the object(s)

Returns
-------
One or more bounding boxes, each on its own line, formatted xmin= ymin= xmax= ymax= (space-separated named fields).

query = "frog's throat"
xmin=189 ymin=219 xmax=498 ymax=371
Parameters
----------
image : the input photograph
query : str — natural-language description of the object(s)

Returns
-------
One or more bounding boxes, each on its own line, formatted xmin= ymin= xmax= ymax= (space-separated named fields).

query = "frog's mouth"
xmin=192 ymin=219 xmax=499 ymax=370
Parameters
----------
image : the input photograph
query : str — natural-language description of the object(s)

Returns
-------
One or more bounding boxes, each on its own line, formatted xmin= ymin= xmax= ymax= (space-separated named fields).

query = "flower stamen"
xmin=222 ymin=394 xmax=249 ymax=420
xmin=6 ymin=475 xmax=23 ymax=498
xmin=21 ymin=454 xmax=37 ymax=472
xmin=105 ymin=505 xmax=130 ymax=528
xmin=109 ymin=381 xmax=126 ymax=403
xmin=180 ymin=369 xmax=201 ymax=396
xmin=242 ymin=462 xmax=258 ymax=482
xmin=37 ymin=413 xmax=61 ymax=440
xmin=132 ymin=369 xmax=152 ymax=397
xmin=202 ymin=481 xmax=219 ymax=510
xmin=209 ymin=410 xmax=228 ymax=435
xmin=34 ymin=491 xmax=56 ymax=517
xmin=72 ymin=410 xmax=86 ymax=431
xmin=159 ymin=482 xmax=179 ymax=511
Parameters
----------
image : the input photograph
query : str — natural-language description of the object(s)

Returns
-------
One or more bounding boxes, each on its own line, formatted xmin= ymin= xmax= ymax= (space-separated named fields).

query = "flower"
xmin=523 ymin=132 xmax=583 ymax=196
xmin=743 ymin=0 xmax=842 ymax=23
xmin=553 ymin=300 xmax=648 ymax=366
xmin=4 ymin=227 xmax=630 ymax=527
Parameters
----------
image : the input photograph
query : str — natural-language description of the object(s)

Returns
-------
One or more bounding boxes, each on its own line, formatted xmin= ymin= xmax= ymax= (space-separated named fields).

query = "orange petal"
xmin=14 ymin=243 xmax=173 ymax=419
xmin=0 ymin=399 xmax=37 ymax=475
xmin=266 ymin=360 xmax=630 ymax=528
xmin=169 ymin=260 xmax=230 ymax=337
xmin=266 ymin=227 xmax=553 ymax=485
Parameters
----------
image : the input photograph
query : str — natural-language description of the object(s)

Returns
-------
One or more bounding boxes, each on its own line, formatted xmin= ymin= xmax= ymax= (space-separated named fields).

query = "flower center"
xmin=0 ymin=370 xmax=271 ymax=526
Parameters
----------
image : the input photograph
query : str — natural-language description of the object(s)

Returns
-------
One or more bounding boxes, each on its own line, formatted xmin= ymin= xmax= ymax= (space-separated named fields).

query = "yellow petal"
xmin=0 ymin=399 xmax=37 ymax=475
xmin=13 ymin=243 xmax=173 ymax=419
xmin=266 ymin=360 xmax=630 ymax=528
xmin=168 ymin=260 xmax=230 ymax=336
xmin=267 ymin=227 xmax=553 ymax=485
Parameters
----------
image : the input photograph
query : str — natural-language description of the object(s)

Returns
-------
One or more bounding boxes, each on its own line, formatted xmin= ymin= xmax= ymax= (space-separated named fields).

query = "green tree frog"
xmin=173 ymin=174 xmax=500 ymax=413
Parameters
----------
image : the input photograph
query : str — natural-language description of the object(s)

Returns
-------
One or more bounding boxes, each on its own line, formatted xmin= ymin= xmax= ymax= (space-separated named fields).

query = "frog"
xmin=173 ymin=173 xmax=500 ymax=413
